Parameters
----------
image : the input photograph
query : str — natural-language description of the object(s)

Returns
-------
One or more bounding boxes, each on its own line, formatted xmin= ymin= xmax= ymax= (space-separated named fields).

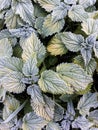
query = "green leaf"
xmin=61 ymin=32 xmax=84 ymax=52
xmin=22 ymin=112 xmax=48 ymax=130
xmin=0 ymin=38 xmax=13 ymax=59
xmin=38 ymin=70 xmax=74 ymax=94
xmin=88 ymin=110 xmax=98 ymax=126
xmin=42 ymin=15 xmax=65 ymax=37
xmin=81 ymin=18 xmax=98 ymax=35
xmin=2 ymin=71 xmax=26 ymax=93
xmin=56 ymin=63 xmax=92 ymax=92
xmin=64 ymin=0 xmax=76 ymax=5
xmin=51 ymin=2 xmax=69 ymax=22
xmin=35 ymin=17 xmax=45 ymax=35
xmin=46 ymin=122 xmax=61 ymax=130
xmin=12 ymin=0 xmax=35 ymax=26
xmin=0 ymin=86 xmax=6 ymax=102
xmin=77 ymin=92 xmax=98 ymax=116
xmin=0 ymin=57 xmax=23 ymax=78
xmin=81 ymin=47 xmax=92 ymax=66
xmin=80 ymin=35 xmax=96 ymax=65
xmin=37 ymin=0 xmax=60 ymax=12
xmin=93 ymin=41 xmax=98 ymax=58
xmin=0 ymin=0 xmax=11 ymax=11
xmin=68 ymin=5 xmax=89 ymax=22
xmin=73 ymin=55 xmax=96 ymax=75
xmin=22 ymin=56 xmax=39 ymax=77
xmin=22 ymin=33 xmax=46 ymax=64
xmin=53 ymin=103 xmax=64 ymax=122
xmin=28 ymin=85 xmax=55 ymax=121
xmin=47 ymin=33 xmax=67 ymax=56
xmin=5 ymin=9 xmax=24 ymax=29
xmin=72 ymin=116 xmax=93 ymax=130
xmin=79 ymin=0 xmax=96 ymax=8
xmin=3 ymin=96 xmax=20 ymax=121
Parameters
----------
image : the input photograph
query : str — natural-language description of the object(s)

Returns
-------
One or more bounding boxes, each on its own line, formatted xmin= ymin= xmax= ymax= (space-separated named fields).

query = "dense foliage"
xmin=0 ymin=0 xmax=98 ymax=130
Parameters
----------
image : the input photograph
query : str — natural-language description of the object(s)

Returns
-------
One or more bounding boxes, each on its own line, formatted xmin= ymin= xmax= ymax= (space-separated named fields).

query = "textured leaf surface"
xmin=38 ymin=70 xmax=74 ymax=94
xmin=68 ymin=5 xmax=89 ymax=22
xmin=0 ymin=0 xmax=11 ymax=11
xmin=77 ymin=92 xmax=98 ymax=116
xmin=12 ymin=0 xmax=35 ymax=26
xmin=22 ymin=112 xmax=48 ymax=130
xmin=81 ymin=18 xmax=98 ymax=35
xmin=0 ymin=38 xmax=13 ymax=59
xmin=88 ymin=110 xmax=98 ymax=126
xmin=61 ymin=32 xmax=84 ymax=52
xmin=28 ymin=85 xmax=55 ymax=121
xmin=37 ymin=0 xmax=60 ymax=12
xmin=72 ymin=116 xmax=93 ymax=130
xmin=74 ymin=55 xmax=96 ymax=75
xmin=79 ymin=0 xmax=96 ymax=8
xmin=46 ymin=122 xmax=61 ymax=130
xmin=51 ymin=2 xmax=69 ymax=22
xmin=42 ymin=15 xmax=65 ymax=37
xmin=56 ymin=63 xmax=92 ymax=92
xmin=0 ymin=57 xmax=23 ymax=78
xmin=2 ymin=71 xmax=26 ymax=93
xmin=3 ymin=96 xmax=20 ymax=120
xmin=22 ymin=33 xmax=46 ymax=63
xmin=5 ymin=9 xmax=24 ymax=29
xmin=47 ymin=33 xmax=67 ymax=56
xmin=22 ymin=56 xmax=39 ymax=77
xmin=93 ymin=42 xmax=98 ymax=58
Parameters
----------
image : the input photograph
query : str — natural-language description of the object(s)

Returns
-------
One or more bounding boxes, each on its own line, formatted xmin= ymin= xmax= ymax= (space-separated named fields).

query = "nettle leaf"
xmin=42 ymin=14 xmax=65 ymax=37
xmin=80 ymin=35 xmax=96 ymax=65
xmin=54 ymin=103 xmax=64 ymax=122
xmin=72 ymin=116 xmax=93 ymax=130
xmin=5 ymin=9 xmax=24 ymax=29
xmin=56 ymin=63 xmax=92 ymax=92
xmin=28 ymin=85 xmax=55 ymax=121
xmin=81 ymin=47 xmax=92 ymax=66
xmin=3 ymin=96 xmax=20 ymax=121
xmin=2 ymin=71 xmax=26 ymax=93
xmin=46 ymin=122 xmax=61 ymax=130
xmin=0 ymin=0 xmax=11 ymax=11
xmin=64 ymin=0 xmax=76 ymax=5
xmin=81 ymin=18 xmax=98 ymax=35
xmin=65 ymin=100 xmax=75 ymax=121
xmin=77 ymin=92 xmax=98 ymax=116
xmin=12 ymin=0 xmax=35 ymax=26
xmin=0 ymin=57 xmax=23 ymax=78
xmin=73 ymin=55 xmax=96 ymax=75
xmin=61 ymin=120 xmax=71 ymax=130
xmin=0 ymin=86 xmax=6 ymax=102
xmin=79 ymin=0 xmax=96 ymax=8
xmin=88 ymin=110 xmax=98 ymax=126
xmin=61 ymin=32 xmax=84 ymax=52
xmin=61 ymin=100 xmax=75 ymax=130
xmin=68 ymin=5 xmax=89 ymax=22
xmin=22 ymin=56 xmax=39 ymax=77
xmin=0 ymin=38 xmax=13 ymax=59
xmin=38 ymin=70 xmax=74 ymax=94
xmin=9 ymin=26 xmax=35 ymax=38
xmin=22 ymin=112 xmax=48 ymax=130
xmin=47 ymin=33 xmax=67 ymax=56
xmin=93 ymin=41 xmax=98 ymax=58
xmin=22 ymin=32 xmax=46 ymax=64
xmin=37 ymin=0 xmax=60 ymax=12
xmin=51 ymin=2 xmax=69 ymax=22
xmin=34 ymin=4 xmax=47 ymax=18
xmin=35 ymin=17 xmax=45 ymax=35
